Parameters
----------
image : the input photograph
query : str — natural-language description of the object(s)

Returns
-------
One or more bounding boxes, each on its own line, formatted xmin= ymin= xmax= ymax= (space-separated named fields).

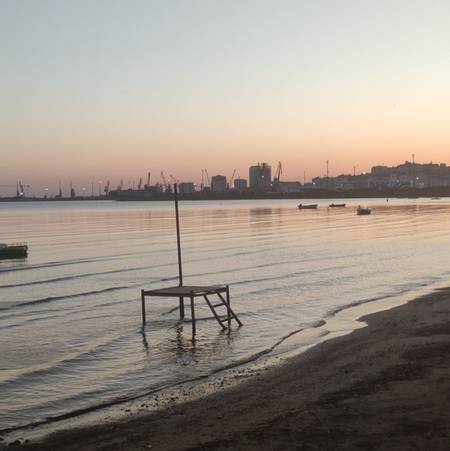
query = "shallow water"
xmin=1 ymin=198 xmax=450 ymax=431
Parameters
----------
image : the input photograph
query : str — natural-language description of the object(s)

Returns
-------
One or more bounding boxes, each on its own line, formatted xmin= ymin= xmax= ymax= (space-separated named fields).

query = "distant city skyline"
xmin=2 ymin=1 xmax=450 ymax=195
xmin=3 ymin=156 xmax=450 ymax=198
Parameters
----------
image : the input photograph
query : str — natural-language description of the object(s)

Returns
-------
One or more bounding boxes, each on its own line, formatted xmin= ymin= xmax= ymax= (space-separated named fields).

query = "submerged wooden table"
xmin=141 ymin=284 xmax=242 ymax=335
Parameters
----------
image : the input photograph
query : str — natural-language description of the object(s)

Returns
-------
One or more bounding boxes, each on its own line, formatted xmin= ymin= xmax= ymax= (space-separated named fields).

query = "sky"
xmin=1 ymin=0 xmax=450 ymax=195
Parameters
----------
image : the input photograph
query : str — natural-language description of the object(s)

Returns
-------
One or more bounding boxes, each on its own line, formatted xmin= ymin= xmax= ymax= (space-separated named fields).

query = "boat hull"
xmin=0 ymin=245 xmax=28 ymax=260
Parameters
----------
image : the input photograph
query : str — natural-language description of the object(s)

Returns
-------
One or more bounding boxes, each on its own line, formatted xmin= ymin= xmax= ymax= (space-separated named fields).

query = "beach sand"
xmin=5 ymin=287 xmax=450 ymax=450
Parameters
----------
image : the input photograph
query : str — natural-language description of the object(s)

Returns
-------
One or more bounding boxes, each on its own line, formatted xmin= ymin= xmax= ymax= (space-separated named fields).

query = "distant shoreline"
xmin=1 ymin=187 xmax=450 ymax=202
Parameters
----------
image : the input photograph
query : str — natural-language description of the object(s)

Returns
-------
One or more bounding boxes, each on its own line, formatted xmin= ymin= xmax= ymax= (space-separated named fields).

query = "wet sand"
xmin=5 ymin=287 xmax=450 ymax=450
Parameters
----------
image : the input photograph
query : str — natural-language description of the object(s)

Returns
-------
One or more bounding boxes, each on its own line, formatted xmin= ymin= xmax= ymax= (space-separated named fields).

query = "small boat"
xmin=431 ymin=197 xmax=441 ymax=200
xmin=0 ymin=243 xmax=28 ymax=260
xmin=298 ymin=204 xmax=318 ymax=210
xmin=329 ymin=203 xmax=346 ymax=208
xmin=356 ymin=206 xmax=371 ymax=215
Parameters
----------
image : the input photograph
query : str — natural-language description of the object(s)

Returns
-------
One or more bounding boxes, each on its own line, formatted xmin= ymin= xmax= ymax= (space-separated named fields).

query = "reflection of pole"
xmin=174 ymin=183 xmax=185 ymax=319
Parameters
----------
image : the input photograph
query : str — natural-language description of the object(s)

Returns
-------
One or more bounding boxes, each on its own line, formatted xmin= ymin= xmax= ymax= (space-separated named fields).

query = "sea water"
xmin=1 ymin=198 xmax=450 ymax=431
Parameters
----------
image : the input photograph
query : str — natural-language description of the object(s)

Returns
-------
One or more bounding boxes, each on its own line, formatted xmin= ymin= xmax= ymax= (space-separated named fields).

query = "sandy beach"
xmin=4 ymin=287 xmax=450 ymax=450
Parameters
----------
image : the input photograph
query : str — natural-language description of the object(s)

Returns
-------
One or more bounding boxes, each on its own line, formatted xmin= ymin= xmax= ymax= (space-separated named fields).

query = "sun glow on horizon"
xmin=2 ymin=1 xmax=450 ymax=195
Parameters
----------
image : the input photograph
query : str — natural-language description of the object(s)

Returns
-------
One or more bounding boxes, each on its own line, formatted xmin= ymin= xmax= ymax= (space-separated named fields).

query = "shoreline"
xmin=4 ymin=285 xmax=450 ymax=449
xmin=1 ymin=193 xmax=450 ymax=203
xmin=1 ymin=281 xmax=434 ymax=442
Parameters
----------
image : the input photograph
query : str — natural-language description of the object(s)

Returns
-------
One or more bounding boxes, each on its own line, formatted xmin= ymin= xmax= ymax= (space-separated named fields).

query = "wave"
xmin=3 ymin=277 xmax=445 ymax=435
xmin=0 ymin=247 xmax=175 ymax=275
xmin=0 ymin=266 xmax=151 ymax=288
xmin=0 ymin=285 xmax=132 ymax=312
xmin=0 ymin=317 xmax=326 ymax=435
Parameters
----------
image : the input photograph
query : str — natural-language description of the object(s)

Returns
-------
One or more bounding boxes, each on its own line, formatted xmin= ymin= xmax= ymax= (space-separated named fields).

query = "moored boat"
xmin=0 ymin=243 xmax=28 ymax=260
xmin=298 ymin=204 xmax=318 ymax=210
xmin=329 ymin=203 xmax=346 ymax=208
xmin=356 ymin=206 xmax=371 ymax=215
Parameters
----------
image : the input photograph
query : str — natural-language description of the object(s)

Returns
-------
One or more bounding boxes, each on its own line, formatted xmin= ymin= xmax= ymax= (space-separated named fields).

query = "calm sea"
xmin=1 ymin=198 xmax=450 ymax=431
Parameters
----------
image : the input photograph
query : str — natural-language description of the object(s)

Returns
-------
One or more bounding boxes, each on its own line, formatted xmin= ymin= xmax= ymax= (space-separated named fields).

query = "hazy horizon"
xmin=2 ymin=0 xmax=450 ymax=195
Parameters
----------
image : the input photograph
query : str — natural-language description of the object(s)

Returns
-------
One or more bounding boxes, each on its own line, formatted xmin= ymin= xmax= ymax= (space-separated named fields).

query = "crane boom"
xmin=0 ymin=182 xmax=29 ymax=198
xmin=274 ymin=161 xmax=282 ymax=183
xmin=229 ymin=169 xmax=236 ymax=188
xmin=160 ymin=171 xmax=168 ymax=189
xmin=204 ymin=169 xmax=211 ymax=186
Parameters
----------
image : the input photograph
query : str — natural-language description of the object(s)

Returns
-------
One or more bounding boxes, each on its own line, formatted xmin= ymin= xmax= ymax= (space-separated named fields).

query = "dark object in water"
xmin=357 ymin=206 xmax=371 ymax=215
xmin=298 ymin=204 xmax=318 ymax=209
xmin=0 ymin=243 xmax=28 ymax=260
xmin=329 ymin=203 xmax=346 ymax=208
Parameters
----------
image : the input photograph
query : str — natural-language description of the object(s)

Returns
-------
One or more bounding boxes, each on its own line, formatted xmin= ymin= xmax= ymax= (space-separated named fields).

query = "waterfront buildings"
xmin=272 ymin=181 xmax=302 ymax=193
xmin=311 ymin=161 xmax=450 ymax=190
xmin=233 ymin=178 xmax=248 ymax=192
xmin=249 ymin=163 xmax=271 ymax=191
xmin=211 ymin=175 xmax=227 ymax=193
xmin=179 ymin=182 xmax=195 ymax=194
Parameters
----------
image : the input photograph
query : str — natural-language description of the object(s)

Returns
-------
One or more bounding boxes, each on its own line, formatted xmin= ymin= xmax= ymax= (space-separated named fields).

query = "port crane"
xmin=273 ymin=161 xmax=282 ymax=184
xmin=137 ymin=177 xmax=143 ymax=190
xmin=104 ymin=180 xmax=110 ymax=194
xmin=18 ymin=181 xmax=31 ymax=197
xmin=204 ymin=169 xmax=211 ymax=188
xmin=0 ymin=182 xmax=30 ymax=197
xmin=160 ymin=171 xmax=172 ymax=192
xmin=228 ymin=169 xmax=236 ymax=189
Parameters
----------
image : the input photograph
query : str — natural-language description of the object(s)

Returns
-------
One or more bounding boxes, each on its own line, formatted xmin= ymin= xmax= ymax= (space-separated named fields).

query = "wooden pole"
xmin=174 ymin=183 xmax=183 ymax=286
xmin=190 ymin=291 xmax=196 ymax=336
xmin=141 ymin=289 xmax=146 ymax=326
xmin=174 ymin=183 xmax=185 ymax=319
xmin=226 ymin=285 xmax=231 ymax=329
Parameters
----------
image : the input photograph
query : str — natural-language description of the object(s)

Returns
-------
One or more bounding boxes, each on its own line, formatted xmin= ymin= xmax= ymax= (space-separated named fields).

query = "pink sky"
xmin=2 ymin=1 xmax=450 ymax=195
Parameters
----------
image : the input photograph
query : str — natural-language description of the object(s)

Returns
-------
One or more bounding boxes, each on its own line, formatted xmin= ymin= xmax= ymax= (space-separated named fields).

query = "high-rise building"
xmin=211 ymin=175 xmax=227 ymax=193
xmin=233 ymin=178 xmax=247 ymax=192
xmin=249 ymin=163 xmax=271 ymax=191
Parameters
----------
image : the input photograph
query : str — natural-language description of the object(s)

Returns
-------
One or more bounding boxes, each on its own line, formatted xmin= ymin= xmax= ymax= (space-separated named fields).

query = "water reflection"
xmin=2 ymin=198 xmax=450 ymax=431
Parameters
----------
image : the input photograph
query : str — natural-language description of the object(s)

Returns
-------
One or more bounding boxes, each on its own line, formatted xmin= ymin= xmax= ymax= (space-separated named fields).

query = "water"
xmin=1 ymin=198 xmax=450 ymax=431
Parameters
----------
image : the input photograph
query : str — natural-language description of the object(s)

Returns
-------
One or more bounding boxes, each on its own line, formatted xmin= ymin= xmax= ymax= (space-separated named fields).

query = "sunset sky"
xmin=2 ymin=0 xmax=450 ymax=195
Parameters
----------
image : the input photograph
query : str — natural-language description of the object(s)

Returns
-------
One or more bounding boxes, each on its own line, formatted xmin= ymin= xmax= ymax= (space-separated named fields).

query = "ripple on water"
xmin=1 ymin=198 xmax=450 ymax=431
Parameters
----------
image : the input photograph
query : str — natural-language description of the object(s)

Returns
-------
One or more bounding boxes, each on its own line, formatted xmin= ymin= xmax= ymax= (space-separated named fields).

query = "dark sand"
xmin=4 ymin=288 xmax=450 ymax=450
